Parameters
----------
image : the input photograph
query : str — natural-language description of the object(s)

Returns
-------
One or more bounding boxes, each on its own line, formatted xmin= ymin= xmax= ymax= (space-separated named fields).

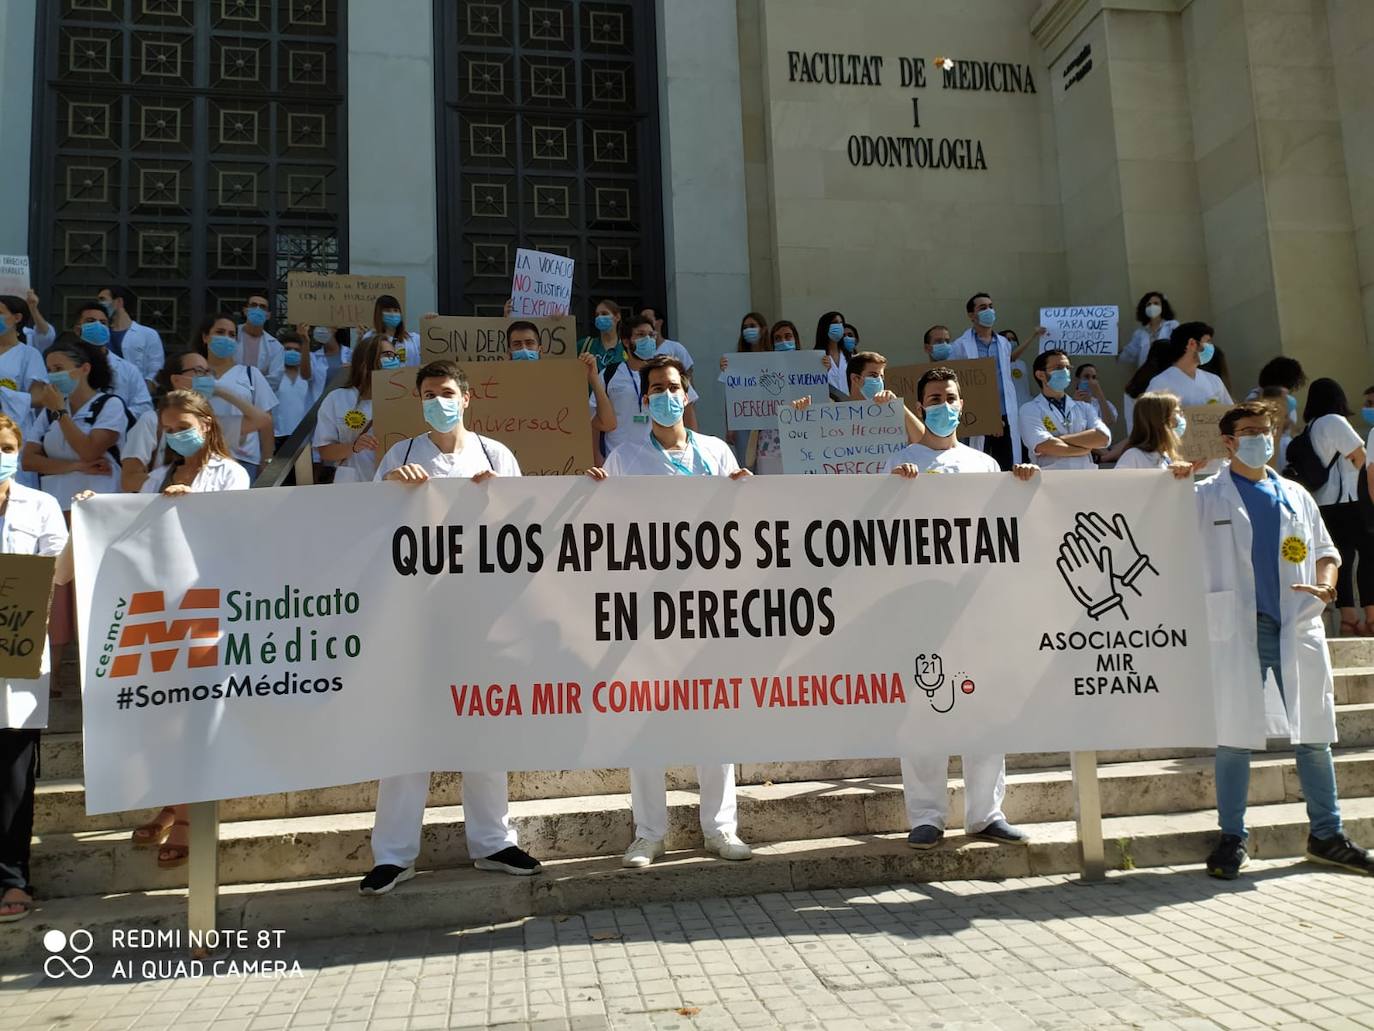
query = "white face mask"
xmin=1145 ymin=303 xmax=1162 ymax=320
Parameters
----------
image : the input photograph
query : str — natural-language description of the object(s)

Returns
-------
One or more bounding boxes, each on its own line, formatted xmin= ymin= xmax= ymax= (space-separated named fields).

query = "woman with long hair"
xmin=577 ymin=298 xmax=624 ymax=372
xmin=365 ymin=294 xmax=419 ymax=366
xmin=813 ymin=310 xmax=849 ymax=397
xmin=195 ymin=313 xmax=276 ymax=481
xmin=1114 ymin=392 xmax=1189 ymax=470
xmin=718 ymin=312 xmax=769 ymax=458
xmin=313 ymin=332 xmax=392 ymax=483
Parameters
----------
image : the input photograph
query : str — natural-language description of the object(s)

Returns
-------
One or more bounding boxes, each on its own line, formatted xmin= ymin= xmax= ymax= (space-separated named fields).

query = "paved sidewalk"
xmin=5 ymin=859 xmax=1374 ymax=1030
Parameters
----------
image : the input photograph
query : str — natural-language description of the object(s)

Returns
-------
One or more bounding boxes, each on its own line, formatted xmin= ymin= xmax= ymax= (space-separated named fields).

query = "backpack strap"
xmin=83 ymin=392 xmax=127 ymax=464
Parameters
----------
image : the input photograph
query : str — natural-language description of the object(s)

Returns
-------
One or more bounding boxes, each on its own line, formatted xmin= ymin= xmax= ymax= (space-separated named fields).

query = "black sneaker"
xmin=1305 ymin=834 xmax=1374 ymax=875
xmin=907 ymin=825 xmax=944 ymax=850
xmin=358 ymin=864 xmax=415 ymax=896
xmin=1206 ymin=834 xmax=1248 ymax=880
xmin=474 ymin=845 xmax=542 ymax=876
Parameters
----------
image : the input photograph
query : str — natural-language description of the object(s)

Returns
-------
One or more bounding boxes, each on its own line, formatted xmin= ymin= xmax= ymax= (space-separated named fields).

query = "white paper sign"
xmin=74 ymin=473 xmax=1215 ymax=813
xmin=511 ymin=248 xmax=574 ymax=317
xmin=1040 ymin=306 xmax=1119 ymax=357
xmin=723 ymin=351 xmax=830 ymax=430
xmin=779 ymin=400 xmax=907 ymax=474
xmin=0 ymin=256 xmax=30 ymax=296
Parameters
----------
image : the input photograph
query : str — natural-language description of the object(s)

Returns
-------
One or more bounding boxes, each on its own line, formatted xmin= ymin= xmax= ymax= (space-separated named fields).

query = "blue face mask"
xmin=930 ymin=342 xmax=953 ymax=362
xmin=379 ymin=355 xmax=402 ymax=370
xmin=742 ymin=326 xmax=760 ymax=346
xmin=1047 ymin=368 xmax=1072 ymax=393
xmin=842 ymin=335 xmax=856 ymax=352
xmin=511 ymin=349 xmax=539 ymax=361
xmin=245 ymin=307 xmax=268 ymax=327
xmin=381 ymin=312 xmax=402 ymax=330
xmin=647 ymin=391 xmax=685 ymax=428
xmin=1234 ymin=433 xmax=1274 ymax=468
xmin=1077 ymin=380 xmax=1091 ymax=394
xmin=633 ymin=337 xmax=658 ymax=360
xmin=860 ymin=376 xmax=884 ymax=400
xmin=192 ymin=374 xmax=217 ymax=398
xmin=48 ymin=370 xmax=77 ymax=397
xmin=773 ymin=340 xmax=796 ymax=352
xmin=924 ymin=402 xmax=961 ymax=438
xmin=977 ymin=307 xmax=997 ymax=328
xmin=1197 ymin=341 xmax=1215 ymax=366
xmin=827 ymin=322 xmax=845 ymax=343
xmin=1173 ymin=414 xmax=1188 ymax=437
xmin=80 ymin=321 xmax=110 ymax=347
xmin=594 ymin=314 xmax=615 ymax=333
xmin=283 ymin=350 xmax=302 ymax=367
xmin=165 ymin=427 xmax=205 ymax=457
xmin=1287 ymin=394 xmax=1298 ymax=416
xmin=0 ymin=452 xmax=18 ymax=483
xmin=208 ymin=334 xmax=237 ymax=359
xmin=1363 ymin=407 xmax=1374 ymax=427
xmin=423 ymin=396 xmax=462 ymax=432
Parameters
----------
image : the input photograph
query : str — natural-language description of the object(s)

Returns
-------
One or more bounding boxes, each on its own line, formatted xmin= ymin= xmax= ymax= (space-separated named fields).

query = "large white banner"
xmin=74 ymin=473 xmax=1215 ymax=814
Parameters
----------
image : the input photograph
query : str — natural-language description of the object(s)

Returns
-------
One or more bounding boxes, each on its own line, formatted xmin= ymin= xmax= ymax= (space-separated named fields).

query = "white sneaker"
xmin=703 ymin=830 xmax=753 ymax=861
xmin=622 ymin=837 xmax=665 ymax=869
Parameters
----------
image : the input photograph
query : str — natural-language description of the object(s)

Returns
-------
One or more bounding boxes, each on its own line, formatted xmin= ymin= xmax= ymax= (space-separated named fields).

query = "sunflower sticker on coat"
xmin=1281 ymin=536 xmax=1308 ymax=564
xmin=0 ymin=378 xmax=16 ymax=391
xmin=344 ymin=409 xmax=367 ymax=431
xmin=1042 ymin=416 xmax=1056 ymax=432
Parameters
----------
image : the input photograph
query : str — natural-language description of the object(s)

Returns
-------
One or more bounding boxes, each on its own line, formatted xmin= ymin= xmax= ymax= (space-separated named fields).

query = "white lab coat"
xmin=1 ymin=482 xmax=68 ymax=729
xmin=951 ymin=328 xmax=1021 ymax=464
xmin=1196 ymin=467 xmax=1339 ymax=750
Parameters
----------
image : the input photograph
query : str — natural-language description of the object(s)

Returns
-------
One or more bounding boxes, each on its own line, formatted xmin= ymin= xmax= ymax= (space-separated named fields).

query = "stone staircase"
xmin=8 ymin=641 xmax=1374 ymax=962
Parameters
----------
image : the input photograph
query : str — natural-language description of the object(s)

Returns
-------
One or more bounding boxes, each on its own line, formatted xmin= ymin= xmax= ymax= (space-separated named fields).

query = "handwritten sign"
xmin=0 ymin=554 xmax=57 ymax=679
xmin=723 ymin=351 xmax=829 ymax=430
xmin=0 ymin=256 xmax=30 ymax=296
xmin=1039 ymin=306 xmax=1119 ymax=357
xmin=287 ymin=273 xmax=406 ymax=327
xmin=511 ymin=248 xmax=574 ymax=317
xmin=884 ymin=358 xmax=1000 ymax=439
xmin=778 ymin=400 xmax=907 ymax=474
xmin=371 ymin=360 xmax=594 ymax=476
xmin=420 ymin=315 xmax=577 ymax=363
xmin=1177 ymin=400 xmax=1285 ymax=464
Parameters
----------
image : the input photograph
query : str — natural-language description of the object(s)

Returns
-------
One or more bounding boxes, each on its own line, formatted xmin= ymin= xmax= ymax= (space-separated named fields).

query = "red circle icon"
xmin=960 ymin=679 xmax=975 ymax=695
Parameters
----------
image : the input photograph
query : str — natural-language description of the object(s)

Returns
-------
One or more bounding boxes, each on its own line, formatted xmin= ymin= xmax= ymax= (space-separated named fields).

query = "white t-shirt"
xmin=210 ymin=364 xmax=277 ymax=467
xmin=22 ymin=325 xmax=55 ymax=352
xmin=603 ymin=431 xmax=738 ymax=477
xmin=0 ymin=342 xmax=47 ymax=393
xmin=121 ymin=321 xmax=166 ymax=384
xmin=590 ymin=361 xmax=700 ymax=457
xmin=272 ymin=368 xmax=319 ymax=438
xmin=35 ymin=392 xmax=129 ymax=509
xmin=107 ymin=351 xmax=153 ymax=417
xmin=1145 ymin=365 xmax=1232 ymax=408
xmin=881 ymin=441 xmax=999 ymax=475
xmin=1 ymin=482 xmax=68 ymax=729
xmin=375 ymin=432 xmax=521 ymax=480
xmin=1018 ymin=394 xmax=1109 ymax=471
xmin=237 ymin=328 xmax=285 ymax=389
xmin=313 ymin=387 xmax=376 ymax=483
xmin=657 ymin=338 xmax=694 ymax=371
xmin=140 ymin=455 xmax=250 ymax=494
xmin=1308 ymin=413 xmax=1363 ymax=506
xmin=1114 ymin=447 xmax=1172 ymax=471
xmin=124 ymin=409 xmax=161 ymax=470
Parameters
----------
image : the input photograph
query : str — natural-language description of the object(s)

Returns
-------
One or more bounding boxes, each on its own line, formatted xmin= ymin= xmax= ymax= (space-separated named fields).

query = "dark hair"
xmin=813 ymin=311 xmax=845 ymax=350
xmin=1032 ymin=348 xmax=1069 ymax=377
xmin=923 ymin=324 xmax=949 ymax=346
xmin=372 ymin=294 xmax=405 ymax=338
xmin=770 ymin=320 xmax=800 ymax=347
xmin=277 ymin=329 xmax=304 ymax=347
xmin=846 ymin=351 xmax=887 ymax=383
xmin=346 ymin=332 xmax=387 ymax=396
xmin=1303 ymin=377 xmax=1352 ymax=423
xmin=1164 ymin=321 xmax=1214 ymax=365
xmin=1073 ymin=363 xmax=1097 ymax=379
xmin=76 ymin=298 xmax=108 ymax=320
xmin=1134 ymin=291 xmax=1176 ymax=325
xmin=507 ymin=320 xmax=540 ymax=343
xmin=844 ymin=323 xmax=860 ymax=342
xmin=1001 ymin=329 xmax=1019 ymax=344
xmin=416 ymin=360 xmax=470 ymax=393
xmin=916 ymin=366 xmax=960 ymax=402
xmin=1257 ymin=356 xmax=1306 ymax=391
xmin=0 ymin=295 xmax=30 ymax=331
xmin=1125 ymin=339 xmax=1174 ymax=399
xmin=965 ymin=292 xmax=992 ymax=314
xmin=155 ymin=349 xmax=206 ymax=399
xmin=638 ymin=355 xmax=686 ymax=398
xmin=641 ymin=305 xmax=667 ymax=337
xmin=45 ymin=335 xmax=113 ymax=392
xmin=625 ymin=314 xmax=655 ymax=336
xmin=1219 ymin=401 xmax=1273 ymax=437
xmin=106 ymin=285 xmax=136 ymax=309
xmin=193 ymin=312 xmax=239 ymax=356
xmin=737 ymin=311 xmax=768 ymax=352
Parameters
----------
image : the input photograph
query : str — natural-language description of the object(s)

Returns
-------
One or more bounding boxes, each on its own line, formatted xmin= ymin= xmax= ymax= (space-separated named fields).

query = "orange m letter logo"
xmin=109 ymin=589 xmax=221 ymax=678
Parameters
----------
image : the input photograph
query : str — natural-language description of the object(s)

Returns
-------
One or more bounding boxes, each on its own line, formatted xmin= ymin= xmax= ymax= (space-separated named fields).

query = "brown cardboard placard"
xmin=370 ymin=359 xmax=595 ymax=476
xmin=286 ymin=273 xmax=406 ymax=327
xmin=0 ymin=554 xmax=57 ymax=680
xmin=1177 ymin=400 xmax=1286 ymax=464
xmin=419 ymin=315 xmax=578 ymax=363
xmin=883 ymin=358 xmax=1001 ymax=438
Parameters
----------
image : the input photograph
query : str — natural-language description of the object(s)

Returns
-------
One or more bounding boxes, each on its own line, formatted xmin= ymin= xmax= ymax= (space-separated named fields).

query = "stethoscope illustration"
xmin=915 ymin=654 xmax=975 ymax=713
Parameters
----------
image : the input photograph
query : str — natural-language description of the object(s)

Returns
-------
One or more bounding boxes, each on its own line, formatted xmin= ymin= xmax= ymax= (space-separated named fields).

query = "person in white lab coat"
xmin=586 ymin=355 xmax=754 ymax=870
xmin=72 ymin=301 xmax=153 ymax=418
xmin=0 ymin=413 xmax=72 ymax=921
xmin=238 ymin=293 xmax=286 ymax=390
xmin=885 ymin=366 xmax=1036 ymax=849
xmin=951 ymin=292 xmax=1021 ymax=469
xmin=1119 ymin=291 xmax=1179 ymax=371
xmin=361 ymin=294 xmax=421 ymax=367
xmin=1018 ymin=349 xmax=1110 ymax=471
xmin=271 ymin=330 xmax=328 ymax=451
xmin=814 ymin=310 xmax=850 ymax=398
xmin=1197 ymin=401 xmax=1373 ymax=878
xmin=97 ymin=285 xmax=164 ymax=388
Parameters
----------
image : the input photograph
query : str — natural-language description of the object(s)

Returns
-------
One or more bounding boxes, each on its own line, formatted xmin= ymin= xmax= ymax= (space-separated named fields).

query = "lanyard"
xmin=652 ymin=430 xmax=712 ymax=476
xmin=1042 ymin=396 xmax=1072 ymax=433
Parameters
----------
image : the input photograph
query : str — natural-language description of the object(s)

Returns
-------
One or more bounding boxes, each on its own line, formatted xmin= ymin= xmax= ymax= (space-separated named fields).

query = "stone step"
xmin=1329 ymin=637 xmax=1374 ymax=667
xmin=8 ymin=795 xmax=1374 ymax=966
xmin=30 ymin=750 xmax=1374 ymax=897
xmin=1335 ymin=667 xmax=1374 ymax=705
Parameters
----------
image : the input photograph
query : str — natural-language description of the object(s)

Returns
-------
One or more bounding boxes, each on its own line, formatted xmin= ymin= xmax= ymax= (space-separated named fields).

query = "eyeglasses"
xmin=1230 ymin=427 xmax=1271 ymax=438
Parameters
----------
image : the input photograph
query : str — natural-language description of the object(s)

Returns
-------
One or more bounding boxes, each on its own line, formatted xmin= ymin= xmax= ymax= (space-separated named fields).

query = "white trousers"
xmin=900 ymin=754 xmax=1007 ymax=833
xmin=370 ymin=770 xmax=517 ymax=868
xmin=630 ymin=764 xmax=737 ymax=843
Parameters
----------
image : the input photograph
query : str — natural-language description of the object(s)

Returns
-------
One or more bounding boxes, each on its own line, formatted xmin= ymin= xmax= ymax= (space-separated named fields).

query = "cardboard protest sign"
xmin=1039 ymin=306 xmax=1119 ymax=357
xmin=1177 ymin=400 xmax=1285 ymax=464
xmin=370 ymin=360 xmax=594 ymax=476
xmin=287 ymin=273 xmax=406 ymax=327
xmin=0 ymin=256 xmax=30 ymax=296
xmin=511 ymin=248 xmax=574 ymax=317
xmin=884 ymin=358 xmax=1000 ymax=438
xmin=420 ymin=316 xmax=578 ymax=363
xmin=0 ymin=554 xmax=57 ymax=679
xmin=723 ymin=351 xmax=830 ymax=430
xmin=779 ymin=400 xmax=907 ymax=474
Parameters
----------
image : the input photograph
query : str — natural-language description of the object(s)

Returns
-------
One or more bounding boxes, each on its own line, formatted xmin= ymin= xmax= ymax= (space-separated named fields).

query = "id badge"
xmin=633 ymin=414 xmax=649 ymax=425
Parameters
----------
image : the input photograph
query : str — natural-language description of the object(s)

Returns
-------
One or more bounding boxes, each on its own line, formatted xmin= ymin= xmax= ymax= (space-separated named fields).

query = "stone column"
xmin=0 ymin=0 xmax=38 ymax=255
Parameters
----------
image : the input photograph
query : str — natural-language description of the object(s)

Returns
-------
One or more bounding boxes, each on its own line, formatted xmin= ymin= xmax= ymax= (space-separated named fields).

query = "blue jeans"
xmin=1214 ymin=614 xmax=1342 ymax=840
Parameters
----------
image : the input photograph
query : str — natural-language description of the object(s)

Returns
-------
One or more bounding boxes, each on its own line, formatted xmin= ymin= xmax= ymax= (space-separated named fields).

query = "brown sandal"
xmin=157 ymin=821 xmax=190 ymax=868
xmin=0 ymin=888 xmax=33 ymax=923
xmin=131 ymin=806 xmax=177 ymax=848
